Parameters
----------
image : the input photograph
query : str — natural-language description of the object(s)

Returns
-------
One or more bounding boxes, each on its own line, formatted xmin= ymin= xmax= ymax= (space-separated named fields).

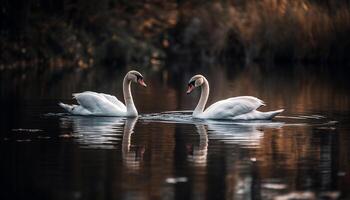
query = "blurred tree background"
xmin=1 ymin=0 xmax=350 ymax=70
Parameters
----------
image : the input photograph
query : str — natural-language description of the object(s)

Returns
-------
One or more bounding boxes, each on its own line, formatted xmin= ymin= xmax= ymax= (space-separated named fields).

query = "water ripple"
xmin=140 ymin=111 xmax=337 ymax=128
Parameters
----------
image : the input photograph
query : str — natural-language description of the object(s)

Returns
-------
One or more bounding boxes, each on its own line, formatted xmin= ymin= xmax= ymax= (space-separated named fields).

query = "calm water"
xmin=1 ymin=65 xmax=350 ymax=200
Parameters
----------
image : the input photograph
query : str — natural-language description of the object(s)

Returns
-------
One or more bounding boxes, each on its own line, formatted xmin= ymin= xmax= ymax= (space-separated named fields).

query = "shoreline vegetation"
xmin=1 ymin=0 xmax=350 ymax=70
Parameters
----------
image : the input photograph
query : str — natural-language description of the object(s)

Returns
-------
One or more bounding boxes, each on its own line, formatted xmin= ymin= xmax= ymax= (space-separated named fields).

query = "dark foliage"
xmin=1 ymin=0 xmax=350 ymax=70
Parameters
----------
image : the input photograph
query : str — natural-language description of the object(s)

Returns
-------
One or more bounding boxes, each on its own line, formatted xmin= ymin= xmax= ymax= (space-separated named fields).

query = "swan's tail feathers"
xmin=260 ymin=101 xmax=266 ymax=107
xmin=264 ymin=109 xmax=284 ymax=119
xmin=72 ymin=93 xmax=79 ymax=99
xmin=260 ymin=100 xmax=266 ymax=107
xmin=58 ymin=102 xmax=74 ymax=113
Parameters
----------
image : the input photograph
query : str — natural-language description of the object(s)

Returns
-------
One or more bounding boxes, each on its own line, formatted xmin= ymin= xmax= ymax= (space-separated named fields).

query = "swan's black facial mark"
xmin=187 ymin=81 xmax=196 ymax=94
xmin=136 ymin=74 xmax=143 ymax=81
xmin=188 ymin=81 xmax=195 ymax=87
xmin=136 ymin=74 xmax=147 ymax=87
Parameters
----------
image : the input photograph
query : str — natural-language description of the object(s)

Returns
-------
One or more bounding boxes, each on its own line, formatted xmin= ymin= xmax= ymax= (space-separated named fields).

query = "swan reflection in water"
xmin=59 ymin=116 xmax=143 ymax=169
xmin=121 ymin=117 xmax=145 ymax=170
xmin=206 ymin=120 xmax=283 ymax=147
xmin=186 ymin=120 xmax=284 ymax=200
xmin=187 ymin=120 xmax=284 ymax=166
xmin=187 ymin=124 xmax=208 ymax=166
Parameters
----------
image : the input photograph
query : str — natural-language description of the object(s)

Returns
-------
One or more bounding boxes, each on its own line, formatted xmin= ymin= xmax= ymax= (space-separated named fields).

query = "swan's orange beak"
xmin=186 ymin=84 xmax=194 ymax=94
xmin=138 ymin=79 xmax=147 ymax=87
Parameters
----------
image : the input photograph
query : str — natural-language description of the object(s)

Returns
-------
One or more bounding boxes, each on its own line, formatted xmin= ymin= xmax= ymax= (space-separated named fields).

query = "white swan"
xmin=59 ymin=70 xmax=147 ymax=117
xmin=186 ymin=75 xmax=284 ymax=120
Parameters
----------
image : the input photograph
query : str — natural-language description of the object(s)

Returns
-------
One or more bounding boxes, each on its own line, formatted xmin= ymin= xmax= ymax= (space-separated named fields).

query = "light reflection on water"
xmin=1 ymin=65 xmax=350 ymax=200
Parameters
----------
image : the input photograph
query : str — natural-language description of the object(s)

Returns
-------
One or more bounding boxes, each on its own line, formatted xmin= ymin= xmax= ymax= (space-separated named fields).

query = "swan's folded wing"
xmin=73 ymin=91 xmax=126 ymax=113
xmin=98 ymin=93 xmax=126 ymax=111
xmin=72 ymin=92 xmax=103 ymax=112
xmin=203 ymin=96 xmax=265 ymax=119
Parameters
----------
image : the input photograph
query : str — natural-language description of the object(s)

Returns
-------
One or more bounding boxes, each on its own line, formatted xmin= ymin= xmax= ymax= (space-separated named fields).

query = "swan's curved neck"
xmin=123 ymin=76 xmax=138 ymax=117
xmin=193 ymin=78 xmax=209 ymax=116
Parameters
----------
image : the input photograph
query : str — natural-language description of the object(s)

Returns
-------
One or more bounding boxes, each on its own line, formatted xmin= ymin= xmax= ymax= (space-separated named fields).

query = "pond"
xmin=1 ymin=64 xmax=350 ymax=200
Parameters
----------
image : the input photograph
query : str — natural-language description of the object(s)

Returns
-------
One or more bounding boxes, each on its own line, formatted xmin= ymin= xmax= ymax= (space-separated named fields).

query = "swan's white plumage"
xmin=97 ymin=93 xmax=126 ymax=110
xmin=74 ymin=92 xmax=126 ymax=115
xmin=197 ymin=96 xmax=266 ymax=119
xmin=59 ymin=70 xmax=144 ymax=117
xmin=188 ymin=75 xmax=284 ymax=120
xmin=59 ymin=92 xmax=127 ymax=116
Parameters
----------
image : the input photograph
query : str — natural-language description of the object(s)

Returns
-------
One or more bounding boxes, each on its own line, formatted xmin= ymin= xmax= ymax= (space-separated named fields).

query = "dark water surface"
xmin=1 ymin=65 xmax=350 ymax=200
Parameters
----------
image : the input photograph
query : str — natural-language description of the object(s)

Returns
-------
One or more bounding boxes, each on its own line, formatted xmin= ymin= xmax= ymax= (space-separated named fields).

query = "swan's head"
xmin=187 ymin=75 xmax=205 ymax=94
xmin=127 ymin=70 xmax=147 ymax=87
